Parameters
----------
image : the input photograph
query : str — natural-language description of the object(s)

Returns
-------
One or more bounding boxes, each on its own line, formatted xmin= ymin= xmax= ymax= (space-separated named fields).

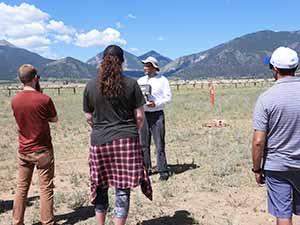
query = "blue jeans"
xmin=140 ymin=111 xmax=168 ymax=176
xmin=95 ymin=188 xmax=130 ymax=218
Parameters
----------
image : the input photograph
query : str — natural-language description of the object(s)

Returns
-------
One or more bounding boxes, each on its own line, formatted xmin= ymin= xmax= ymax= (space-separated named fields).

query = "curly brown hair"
xmin=99 ymin=55 xmax=123 ymax=98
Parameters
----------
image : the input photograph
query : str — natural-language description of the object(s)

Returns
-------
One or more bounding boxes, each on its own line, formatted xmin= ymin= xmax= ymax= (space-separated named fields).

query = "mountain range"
xmin=40 ymin=57 xmax=98 ymax=79
xmin=0 ymin=43 xmax=53 ymax=80
xmin=1 ymin=30 xmax=300 ymax=80
xmin=87 ymin=50 xmax=144 ymax=71
xmin=138 ymin=50 xmax=172 ymax=67
xmin=162 ymin=30 xmax=300 ymax=79
xmin=0 ymin=40 xmax=170 ymax=80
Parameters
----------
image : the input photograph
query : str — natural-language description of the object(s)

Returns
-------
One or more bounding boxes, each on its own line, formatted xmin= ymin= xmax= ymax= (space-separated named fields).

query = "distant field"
xmin=1 ymin=85 xmax=299 ymax=225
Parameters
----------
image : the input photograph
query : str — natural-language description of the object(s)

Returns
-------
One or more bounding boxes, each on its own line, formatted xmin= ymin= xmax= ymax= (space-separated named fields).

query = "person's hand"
xmin=146 ymin=101 xmax=156 ymax=107
xmin=87 ymin=119 xmax=93 ymax=127
xmin=255 ymin=173 xmax=265 ymax=185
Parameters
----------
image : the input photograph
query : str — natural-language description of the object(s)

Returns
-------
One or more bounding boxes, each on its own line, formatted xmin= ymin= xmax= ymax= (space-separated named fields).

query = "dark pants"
xmin=140 ymin=110 xmax=168 ymax=175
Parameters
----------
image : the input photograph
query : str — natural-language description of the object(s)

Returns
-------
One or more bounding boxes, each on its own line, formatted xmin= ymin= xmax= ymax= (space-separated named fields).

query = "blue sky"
xmin=1 ymin=0 xmax=300 ymax=61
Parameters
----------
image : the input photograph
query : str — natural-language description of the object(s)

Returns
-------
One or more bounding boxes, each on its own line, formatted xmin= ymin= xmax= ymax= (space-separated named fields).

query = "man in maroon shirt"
xmin=11 ymin=64 xmax=58 ymax=225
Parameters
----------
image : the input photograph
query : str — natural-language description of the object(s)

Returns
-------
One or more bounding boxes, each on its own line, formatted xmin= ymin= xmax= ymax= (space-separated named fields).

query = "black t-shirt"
xmin=83 ymin=76 xmax=145 ymax=145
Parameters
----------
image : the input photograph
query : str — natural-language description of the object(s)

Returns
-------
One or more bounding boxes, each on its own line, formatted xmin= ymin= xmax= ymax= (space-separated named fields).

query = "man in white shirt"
xmin=138 ymin=56 xmax=172 ymax=181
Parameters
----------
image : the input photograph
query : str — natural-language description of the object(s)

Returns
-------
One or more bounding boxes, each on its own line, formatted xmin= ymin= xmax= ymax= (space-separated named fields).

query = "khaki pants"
xmin=12 ymin=150 xmax=55 ymax=225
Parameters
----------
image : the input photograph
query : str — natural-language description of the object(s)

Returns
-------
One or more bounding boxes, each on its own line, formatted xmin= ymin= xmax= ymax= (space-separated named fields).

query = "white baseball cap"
xmin=141 ymin=56 xmax=160 ymax=71
xmin=269 ymin=46 xmax=299 ymax=69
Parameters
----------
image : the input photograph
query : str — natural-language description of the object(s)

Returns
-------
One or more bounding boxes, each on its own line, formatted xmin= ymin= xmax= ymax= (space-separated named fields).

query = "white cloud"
xmin=0 ymin=3 xmax=48 ymax=39
xmin=0 ymin=3 xmax=51 ymax=56
xmin=0 ymin=2 xmax=49 ymax=24
xmin=7 ymin=36 xmax=51 ymax=48
xmin=5 ymin=22 xmax=47 ymax=39
xmin=116 ymin=22 xmax=122 ymax=29
xmin=8 ymin=37 xmax=58 ymax=59
xmin=157 ymin=36 xmax=164 ymax=41
xmin=0 ymin=2 xmax=127 ymax=58
xmin=127 ymin=14 xmax=137 ymax=19
xmin=47 ymin=20 xmax=75 ymax=35
xmin=54 ymin=34 xmax=73 ymax=44
xmin=75 ymin=28 xmax=127 ymax=47
xmin=30 ymin=46 xmax=58 ymax=58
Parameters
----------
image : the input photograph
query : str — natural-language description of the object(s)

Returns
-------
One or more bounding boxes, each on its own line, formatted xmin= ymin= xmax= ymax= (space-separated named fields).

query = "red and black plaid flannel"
xmin=89 ymin=137 xmax=152 ymax=204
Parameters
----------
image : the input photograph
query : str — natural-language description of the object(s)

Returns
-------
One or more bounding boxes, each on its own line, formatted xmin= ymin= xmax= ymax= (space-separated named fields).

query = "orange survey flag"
xmin=209 ymin=84 xmax=215 ymax=107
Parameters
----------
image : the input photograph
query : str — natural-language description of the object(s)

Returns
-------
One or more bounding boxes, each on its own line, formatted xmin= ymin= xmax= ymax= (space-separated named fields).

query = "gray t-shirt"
xmin=83 ymin=76 xmax=145 ymax=146
xmin=253 ymin=76 xmax=300 ymax=171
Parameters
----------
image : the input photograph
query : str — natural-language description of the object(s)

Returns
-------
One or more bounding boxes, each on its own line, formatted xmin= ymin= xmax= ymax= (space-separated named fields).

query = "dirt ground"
xmin=2 ymin=173 xmax=300 ymax=225
xmin=1 ymin=86 xmax=300 ymax=225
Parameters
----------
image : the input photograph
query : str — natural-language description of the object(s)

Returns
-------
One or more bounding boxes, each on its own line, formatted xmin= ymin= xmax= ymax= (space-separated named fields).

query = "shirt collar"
xmin=276 ymin=76 xmax=300 ymax=84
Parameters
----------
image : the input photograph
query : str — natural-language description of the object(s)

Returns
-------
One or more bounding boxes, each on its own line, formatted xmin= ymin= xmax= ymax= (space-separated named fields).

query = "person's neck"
xmin=148 ymin=72 xmax=157 ymax=78
xmin=23 ymin=84 xmax=36 ymax=91
xmin=277 ymin=74 xmax=295 ymax=80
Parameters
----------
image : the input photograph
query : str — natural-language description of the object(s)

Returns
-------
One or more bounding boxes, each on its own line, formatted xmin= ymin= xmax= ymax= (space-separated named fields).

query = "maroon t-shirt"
xmin=11 ymin=90 xmax=57 ymax=154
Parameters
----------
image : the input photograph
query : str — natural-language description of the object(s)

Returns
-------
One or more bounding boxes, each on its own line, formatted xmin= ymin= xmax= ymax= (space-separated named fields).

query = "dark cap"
xmin=103 ymin=45 xmax=124 ymax=62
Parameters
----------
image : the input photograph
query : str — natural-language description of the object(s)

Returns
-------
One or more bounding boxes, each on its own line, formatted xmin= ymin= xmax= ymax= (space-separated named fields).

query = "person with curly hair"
xmin=83 ymin=45 xmax=152 ymax=225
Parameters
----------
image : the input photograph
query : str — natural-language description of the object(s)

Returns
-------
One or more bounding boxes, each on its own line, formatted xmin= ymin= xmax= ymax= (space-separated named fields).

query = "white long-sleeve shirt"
xmin=137 ymin=73 xmax=172 ymax=112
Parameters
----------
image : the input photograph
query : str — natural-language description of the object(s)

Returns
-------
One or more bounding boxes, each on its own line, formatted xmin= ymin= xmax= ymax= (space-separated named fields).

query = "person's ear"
xmin=273 ymin=66 xmax=279 ymax=73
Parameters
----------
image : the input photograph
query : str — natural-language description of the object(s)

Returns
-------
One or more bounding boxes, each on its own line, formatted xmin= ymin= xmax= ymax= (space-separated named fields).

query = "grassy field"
xmin=1 ymin=84 xmax=299 ymax=225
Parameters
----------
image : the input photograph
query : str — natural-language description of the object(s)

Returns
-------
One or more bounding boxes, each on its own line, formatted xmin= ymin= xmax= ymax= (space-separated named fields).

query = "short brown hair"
xmin=18 ymin=64 xmax=38 ymax=84
xmin=277 ymin=66 xmax=298 ymax=76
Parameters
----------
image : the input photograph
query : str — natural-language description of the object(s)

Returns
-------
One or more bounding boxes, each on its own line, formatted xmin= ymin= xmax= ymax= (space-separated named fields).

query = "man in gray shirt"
xmin=252 ymin=46 xmax=300 ymax=225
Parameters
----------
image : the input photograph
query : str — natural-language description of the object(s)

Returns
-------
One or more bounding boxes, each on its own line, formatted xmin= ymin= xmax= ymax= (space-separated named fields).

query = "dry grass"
xmin=1 ymin=84 xmax=299 ymax=225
